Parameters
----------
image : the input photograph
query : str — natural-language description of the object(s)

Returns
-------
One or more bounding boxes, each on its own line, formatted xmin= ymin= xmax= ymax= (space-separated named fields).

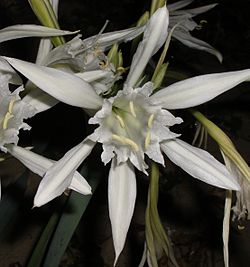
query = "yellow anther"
xmin=129 ymin=101 xmax=136 ymax=118
xmin=145 ymin=132 xmax=151 ymax=149
xmin=117 ymin=67 xmax=126 ymax=73
xmin=3 ymin=112 xmax=14 ymax=130
xmin=147 ymin=114 xmax=155 ymax=128
xmin=112 ymin=134 xmax=139 ymax=151
xmin=115 ymin=114 xmax=125 ymax=128
xmin=112 ymin=134 xmax=125 ymax=144
xmin=8 ymin=98 xmax=16 ymax=113
xmin=99 ymin=60 xmax=109 ymax=69
xmin=123 ymin=137 xmax=139 ymax=151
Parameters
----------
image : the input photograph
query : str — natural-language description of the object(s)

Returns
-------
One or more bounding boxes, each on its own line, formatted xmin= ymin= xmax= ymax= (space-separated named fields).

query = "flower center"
xmin=110 ymin=99 xmax=155 ymax=153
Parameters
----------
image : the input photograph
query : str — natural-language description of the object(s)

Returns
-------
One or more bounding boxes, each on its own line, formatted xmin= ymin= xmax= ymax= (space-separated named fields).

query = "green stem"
xmin=28 ymin=0 xmax=65 ymax=46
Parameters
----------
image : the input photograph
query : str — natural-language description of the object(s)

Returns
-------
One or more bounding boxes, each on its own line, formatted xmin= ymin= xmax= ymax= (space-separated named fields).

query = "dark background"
xmin=0 ymin=1 xmax=250 ymax=266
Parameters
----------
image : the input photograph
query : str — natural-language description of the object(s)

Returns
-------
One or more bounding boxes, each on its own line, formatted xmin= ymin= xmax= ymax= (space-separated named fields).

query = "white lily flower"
xmin=1 ymin=5 xmax=245 ymax=264
xmin=168 ymin=0 xmax=222 ymax=62
xmin=0 ymin=74 xmax=35 ymax=152
xmin=40 ymin=24 xmax=144 ymax=72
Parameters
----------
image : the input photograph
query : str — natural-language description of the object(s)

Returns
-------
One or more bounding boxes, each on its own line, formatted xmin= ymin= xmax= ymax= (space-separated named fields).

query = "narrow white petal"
xmin=69 ymin=172 xmax=92 ymax=195
xmin=0 ymin=24 xmax=77 ymax=43
xmin=173 ymin=30 xmax=222 ymax=62
xmin=138 ymin=243 xmax=147 ymax=267
xmin=83 ymin=26 xmax=145 ymax=51
xmin=161 ymin=139 xmax=240 ymax=190
xmin=51 ymin=0 xmax=59 ymax=16
xmin=0 ymin=58 xmax=22 ymax=85
xmin=172 ymin=4 xmax=217 ymax=16
xmin=151 ymin=69 xmax=250 ymax=109
xmin=3 ymin=57 xmax=103 ymax=109
xmin=8 ymin=144 xmax=91 ymax=195
xmin=168 ymin=0 xmax=193 ymax=12
xmin=126 ymin=6 xmax=169 ymax=87
xmin=7 ymin=144 xmax=52 ymax=176
xmin=34 ymin=139 xmax=95 ymax=207
xmin=35 ymin=38 xmax=53 ymax=64
xmin=75 ymin=70 xmax=111 ymax=82
xmin=23 ymin=88 xmax=59 ymax=114
xmin=108 ymin=159 xmax=137 ymax=265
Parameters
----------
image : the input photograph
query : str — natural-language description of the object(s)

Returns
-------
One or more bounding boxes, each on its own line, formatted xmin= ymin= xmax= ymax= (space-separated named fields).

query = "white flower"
xmin=89 ymin=82 xmax=182 ymax=173
xmin=0 ymin=74 xmax=35 ymax=152
xmin=3 ymin=5 xmax=249 ymax=265
xmin=168 ymin=0 xmax=222 ymax=62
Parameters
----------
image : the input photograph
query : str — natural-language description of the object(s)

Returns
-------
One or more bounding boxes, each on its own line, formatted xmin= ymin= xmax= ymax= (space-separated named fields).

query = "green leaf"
xmin=27 ymin=209 xmax=61 ymax=267
xmin=42 ymin=173 xmax=101 ymax=267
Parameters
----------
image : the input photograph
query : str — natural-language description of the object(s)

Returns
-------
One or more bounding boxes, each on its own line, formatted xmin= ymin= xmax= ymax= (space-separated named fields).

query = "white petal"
xmin=3 ymin=57 xmax=103 ymax=110
xmin=7 ymin=144 xmax=51 ymax=176
xmin=23 ymin=88 xmax=59 ymax=114
xmin=0 ymin=24 xmax=77 ymax=43
xmin=51 ymin=0 xmax=59 ymax=16
xmin=83 ymin=26 xmax=145 ymax=51
xmin=125 ymin=5 xmax=169 ymax=87
xmin=171 ymin=4 xmax=217 ymax=16
xmin=75 ymin=70 xmax=112 ymax=82
xmin=68 ymin=172 xmax=92 ymax=195
xmin=108 ymin=159 xmax=137 ymax=265
xmin=151 ymin=69 xmax=250 ymax=109
xmin=0 ymin=58 xmax=22 ymax=85
xmin=35 ymin=38 xmax=53 ymax=64
xmin=161 ymin=139 xmax=240 ymax=190
xmin=173 ymin=30 xmax=222 ymax=62
xmin=34 ymin=139 xmax=95 ymax=207
xmin=168 ymin=0 xmax=193 ymax=12
xmin=7 ymin=144 xmax=92 ymax=196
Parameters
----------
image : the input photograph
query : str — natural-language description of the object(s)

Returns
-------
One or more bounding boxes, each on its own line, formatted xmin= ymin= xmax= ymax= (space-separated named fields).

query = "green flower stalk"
xmin=143 ymin=162 xmax=178 ymax=267
xmin=150 ymin=0 xmax=166 ymax=17
xmin=28 ymin=0 xmax=65 ymax=46
xmin=191 ymin=110 xmax=250 ymax=182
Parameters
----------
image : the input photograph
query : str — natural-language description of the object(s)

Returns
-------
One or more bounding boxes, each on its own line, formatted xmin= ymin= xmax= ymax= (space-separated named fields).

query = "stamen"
xmin=147 ymin=114 xmax=155 ymax=128
xmin=129 ymin=101 xmax=136 ymax=117
xmin=3 ymin=112 xmax=14 ymax=129
xmin=117 ymin=67 xmax=126 ymax=73
xmin=115 ymin=114 xmax=125 ymax=128
xmin=99 ymin=60 xmax=109 ymax=69
xmin=112 ymin=134 xmax=139 ymax=151
xmin=123 ymin=137 xmax=139 ymax=151
xmin=112 ymin=134 xmax=125 ymax=144
xmin=8 ymin=98 xmax=16 ymax=113
xmin=145 ymin=132 xmax=151 ymax=149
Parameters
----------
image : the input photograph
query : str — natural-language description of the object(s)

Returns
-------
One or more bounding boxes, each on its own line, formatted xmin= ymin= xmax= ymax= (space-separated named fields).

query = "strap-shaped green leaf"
xmin=42 ymin=174 xmax=100 ymax=267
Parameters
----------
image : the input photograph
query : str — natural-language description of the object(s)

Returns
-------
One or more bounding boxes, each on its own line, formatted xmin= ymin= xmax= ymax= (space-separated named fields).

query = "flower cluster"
xmin=0 ymin=1 xmax=250 ymax=266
